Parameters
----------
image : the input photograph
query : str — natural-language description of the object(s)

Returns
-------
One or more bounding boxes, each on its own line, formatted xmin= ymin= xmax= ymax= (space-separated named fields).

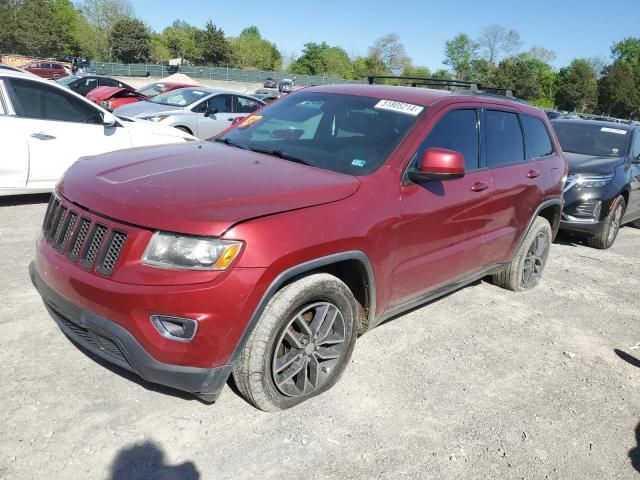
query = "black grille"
xmin=97 ymin=231 xmax=127 ymax=275
xmin=41 ymin=197 xmax=127 ymax=276
xmin=49 ymin=304 xmax=129 ymax=365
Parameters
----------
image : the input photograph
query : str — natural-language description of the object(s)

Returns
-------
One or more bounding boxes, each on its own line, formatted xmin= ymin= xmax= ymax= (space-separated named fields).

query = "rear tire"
xmin=232 ymin=273 xmax=358 ymax=412
xmin=587 ymin=196 xmax=625 ymax=249
xmin=492 ymin=216 xmax=552 ymax=292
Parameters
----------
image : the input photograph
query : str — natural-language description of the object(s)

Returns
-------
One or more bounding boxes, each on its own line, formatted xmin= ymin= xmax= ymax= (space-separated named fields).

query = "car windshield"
xmin=217 ymin=91 xmax=424 ymax=176
xmin=553 ymin=122 xmax=630 ymax=157
xmin=138 ymin=83 xmax=170 ymax=97
xmin=151 ymin=88 xmax=210 ymax=107
xmin=57 ymin=75 xmax=81 ymax=85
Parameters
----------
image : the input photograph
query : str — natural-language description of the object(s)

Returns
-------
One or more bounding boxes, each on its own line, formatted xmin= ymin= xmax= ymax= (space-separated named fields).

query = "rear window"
xmin=521 ymin=114 xmax=553 ymax=159
xmin=486 ymin=110 xmax=524 ymax=167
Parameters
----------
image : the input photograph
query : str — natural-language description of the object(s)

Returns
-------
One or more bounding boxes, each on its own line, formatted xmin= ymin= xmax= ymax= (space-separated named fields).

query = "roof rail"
xmin=365 ymin=75 xmax=516 ymax=98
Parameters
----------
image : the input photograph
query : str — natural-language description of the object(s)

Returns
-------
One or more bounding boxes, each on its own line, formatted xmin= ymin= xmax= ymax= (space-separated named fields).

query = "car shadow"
xmin=109 ymin=441 xmax=199 ymax=480
xmin=0 ymin=193 xmax=50 ymax=207
xmin=553 ymin=231 xmax=589 ymax=247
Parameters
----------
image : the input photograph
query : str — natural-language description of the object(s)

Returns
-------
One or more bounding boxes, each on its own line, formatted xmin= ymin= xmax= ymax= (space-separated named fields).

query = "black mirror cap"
xmin=204 ymin=107 xmax=218 ymax=117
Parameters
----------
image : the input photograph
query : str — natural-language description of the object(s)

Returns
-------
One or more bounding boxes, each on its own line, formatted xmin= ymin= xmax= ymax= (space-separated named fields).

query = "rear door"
xmin=4 ymin=77 xmax=132 ymax=189
xmin=0 ymin=79 xmax=29 ymax=190
xmin=390 ymin=106 xmax=494 ymax=305
xmin=194 ymin=94 xmax=235 ymax=139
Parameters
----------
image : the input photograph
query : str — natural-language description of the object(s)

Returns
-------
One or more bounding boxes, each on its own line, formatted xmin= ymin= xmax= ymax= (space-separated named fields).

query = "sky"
xmin=133 ymin=0 xmax=640 ymax=70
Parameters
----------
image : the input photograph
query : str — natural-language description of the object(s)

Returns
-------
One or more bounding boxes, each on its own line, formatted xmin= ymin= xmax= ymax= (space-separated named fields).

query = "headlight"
xmin=142 ymin=115 xmax=170 ymax=122
xmin=571 ymin=174 xmax=614 ymax=188
xmin=142 ymin=232 xmax=242 ymax=270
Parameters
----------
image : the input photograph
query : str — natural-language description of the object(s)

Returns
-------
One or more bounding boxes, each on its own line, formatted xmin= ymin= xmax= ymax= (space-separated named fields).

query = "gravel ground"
xmin=1 ymin=194 xmax=639 ymax=480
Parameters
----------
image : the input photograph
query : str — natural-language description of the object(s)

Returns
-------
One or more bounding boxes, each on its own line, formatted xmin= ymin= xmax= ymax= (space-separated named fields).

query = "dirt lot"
xmin=1 ymin=194 xmax=639 ymax=480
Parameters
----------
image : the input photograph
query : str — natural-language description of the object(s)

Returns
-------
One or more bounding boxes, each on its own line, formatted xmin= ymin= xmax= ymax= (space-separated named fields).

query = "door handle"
xmin=227 ymin=118 xmax=235 ymax=121
xmin=31 ymin=132 xmax=56 ymax=141
xmin=527 ymin=170 xmax=541 ymax=178
xmin=470 ymin=181 xmax=490 ymax=192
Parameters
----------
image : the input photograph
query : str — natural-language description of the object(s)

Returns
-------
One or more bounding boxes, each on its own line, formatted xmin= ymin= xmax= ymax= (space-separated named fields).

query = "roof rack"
xmin=365 ymin=75 xmax=517 ymax=98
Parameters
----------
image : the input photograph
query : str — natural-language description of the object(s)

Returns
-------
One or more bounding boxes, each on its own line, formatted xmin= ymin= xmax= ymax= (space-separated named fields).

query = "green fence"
xmin=91 ymin=62 xmax=363 ymax=87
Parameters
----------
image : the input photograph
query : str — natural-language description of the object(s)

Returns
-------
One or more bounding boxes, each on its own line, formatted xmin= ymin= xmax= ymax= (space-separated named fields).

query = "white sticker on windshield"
xmin=601 ymin=127 xmax=627 ymax=135
xmin=374 ymin=99 xmax=424 ymax=116
xmin=192 ymin=91 xmax=206 ymax=96
xmin=351 ymin=159 xmax=366 ymax=167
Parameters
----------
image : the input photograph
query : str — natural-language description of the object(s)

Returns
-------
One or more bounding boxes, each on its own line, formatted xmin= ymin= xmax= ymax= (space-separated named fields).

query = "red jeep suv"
xmin=30 ymin=84 xmax=566 ymax=411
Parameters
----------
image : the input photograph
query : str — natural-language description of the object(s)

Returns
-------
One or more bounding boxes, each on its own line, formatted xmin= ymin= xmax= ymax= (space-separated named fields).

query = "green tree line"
xmin=1 ymin=1 xmax=638 ymax=119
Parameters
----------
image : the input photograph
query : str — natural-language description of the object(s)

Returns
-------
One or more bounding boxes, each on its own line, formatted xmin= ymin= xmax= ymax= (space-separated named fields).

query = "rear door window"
xmin=415 ymin=109 xmax=479 ymax=171
xmin=235 ymin=96 xmax=261 ymax=114
xmin=521 ymin=114 xmax=553 ymax=159
xmin=485 ymin=110 xmax=524 ymax=167
xmin=632 ymin=131 xmax=640 ymax=159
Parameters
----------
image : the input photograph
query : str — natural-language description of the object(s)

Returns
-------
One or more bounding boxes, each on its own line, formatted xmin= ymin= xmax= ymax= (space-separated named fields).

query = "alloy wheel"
xmin=272 ymin=302 xmax=346 ymax=397
xmin=607 ymin=203 xmax=623 ymax=245
xmin=522 ymin=232 xmax=548 ymax=286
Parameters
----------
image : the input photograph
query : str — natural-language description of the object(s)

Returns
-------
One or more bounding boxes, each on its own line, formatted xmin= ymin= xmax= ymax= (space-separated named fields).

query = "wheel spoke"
xmin=274 ymin=348 xmax=303 ymax=373
xmin=317 ymin=332 xmax=344 ymax=347
xmin=308 ymin=355 xmax=320 ymax=389
xmin=315 ymin=346 xmax=341 ymax=360
xmin=316 ymin=308 xmax=339 ymax=343
xmin=276 ymin=357 xmax=305 ymax=385
xmin=309 ymin=303 xmax=330 ymax=336
xmin=283 ymin=326 xmax=304 ymax=349
xmin=534 ymin=235 xmax=547 ymax=257
xmin=292 ymin=314 xmax=313 ymax=337
xmin=294 ymin=357 xmax=309 ymax=394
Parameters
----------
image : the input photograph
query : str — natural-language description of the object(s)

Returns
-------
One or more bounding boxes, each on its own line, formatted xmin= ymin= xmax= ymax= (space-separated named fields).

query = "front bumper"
xmin=30 ymin=262 xmax=229 ymax=401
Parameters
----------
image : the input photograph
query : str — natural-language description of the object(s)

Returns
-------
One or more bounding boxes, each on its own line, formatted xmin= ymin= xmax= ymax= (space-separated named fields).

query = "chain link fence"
xmin=91 ymin=62 xmax=364 ymax=87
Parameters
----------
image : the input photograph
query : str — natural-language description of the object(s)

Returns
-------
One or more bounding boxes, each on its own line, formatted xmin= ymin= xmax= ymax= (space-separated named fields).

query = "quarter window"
xmin=521 ymin=114 xmax=553 ymax=159
xmin=485 ymin=110 xmax=524 ymax=167
xmin=416 ymin=109 xmax=479 ymax=170
xmin=8 ymin=78 xmax=102 ymax=124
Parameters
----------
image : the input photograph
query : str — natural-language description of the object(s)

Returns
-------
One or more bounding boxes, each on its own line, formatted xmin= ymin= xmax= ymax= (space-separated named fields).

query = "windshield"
xmin=57 ymin=75 xmax=81 ymax=85
xmin=218 ymin=92 xmax=423 ymax=176
xmin=553 ymin=122 xmax=630 ymax=157
xmin=138 ymin=82 xmax=170 ymax=98
xmin=151 ymin=88 xmax=210 ymax=107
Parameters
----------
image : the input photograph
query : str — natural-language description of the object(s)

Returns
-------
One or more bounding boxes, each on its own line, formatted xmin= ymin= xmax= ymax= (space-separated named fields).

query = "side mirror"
xmin=204 ymin=108 xmax=218 ymax=118
xmin=634 ymin=154 xmax=640 ymax=164
xmin=408 ymin=148 xmax=465 ymax=182
xmin=102 ymin=111 xmax=117 ymax=127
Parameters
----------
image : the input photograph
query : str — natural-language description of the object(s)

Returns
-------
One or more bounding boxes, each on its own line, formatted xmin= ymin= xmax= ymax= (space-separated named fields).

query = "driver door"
xmin=195 ymin=94 xmax=235 ymax=139
xmin=4 ymin=77 xmax=132 ymax=190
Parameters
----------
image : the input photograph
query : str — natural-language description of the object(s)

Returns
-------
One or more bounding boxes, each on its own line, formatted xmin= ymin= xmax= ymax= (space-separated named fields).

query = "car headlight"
xmin=142 ymin=115 xmax=170 ymax=122
xmin=571 ymin=174 xmax=614 ymax=188
xmin=142 ymin=232 xmax=242 ymax=270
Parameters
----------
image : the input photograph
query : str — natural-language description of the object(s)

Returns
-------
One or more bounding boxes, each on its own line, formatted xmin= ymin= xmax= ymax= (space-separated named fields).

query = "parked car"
xmin=0 ymin=63 xmax=32 ymax=75
xmin=0 ymin=71 xmax=195 ymax=196
xmin=57 ymin=75 xmax=133 ymax=97
xmin=22 ymin=61 xmax=68 ymax=80
xmin=30 ymin=84 xmax=566 ymax=411
xmin=136 ymin=81 xmax=198 ymax=98
xmin=263 ymin=77 xmax=277 ymax=89
xmin=252 ymin=88 xmax=282 ymax=103
xmin=72 ymin=58 xmax=95 ymax=75
xmin=552 ymin=118 xmax=640 ymax=248
xmin=113 ymin=87 xmax=266 ymax=139
xmin=87 ymin=86 xmax=149 ymax=111
xmin=278 ymin=79 xmax=293 ymax=93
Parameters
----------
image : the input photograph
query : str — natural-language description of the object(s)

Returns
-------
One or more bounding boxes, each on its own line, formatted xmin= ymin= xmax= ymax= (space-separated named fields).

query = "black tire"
xmin=492 ymin=216 xmax=552 ymax=292
xmin=232 ymin=273 xmax=358 ymax=412
xmin=52 ymin=74 xmax=61 ymax=80
xmin=587 ymin=196 xmax=625 ymax=249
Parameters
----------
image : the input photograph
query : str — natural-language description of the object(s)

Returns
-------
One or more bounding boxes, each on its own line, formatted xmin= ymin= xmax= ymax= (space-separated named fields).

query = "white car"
xmin=0 ymin=70 xmax=196 ymax=196
xmin=114 ymin=87 xmax=266 ymax=140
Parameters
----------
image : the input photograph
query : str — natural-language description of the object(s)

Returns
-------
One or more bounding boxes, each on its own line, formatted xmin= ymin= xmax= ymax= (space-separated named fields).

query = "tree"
xmin=109 ymin=17 xmax=150 ymax=63
xmin=522 ymin=46 xmax=557 ymax=64
xmin=493 ymin=56 xmax=557 ymax=105
xmin=367 ymin=33 xmax=411 ymax=75
xmin=477 ymin=25 xmax=522 ymax=63
xmin=611 ymin=37 xmax=640 ymax=68
xmin=444 ymin=33 xmax=478 ymax=80
xmin=50 ymin=0 xmax=82 ymax=55
xmin=0 ymin=0 xmax=20 ymax=53
xmin=195 ymin=20 xmax=230 ymax=66
xmin=289 ymin=42 xmax=354 ymax=78
xmin=162 ymin=20 xmax=200 ymax=62
xmin=149 ymin=33 xmax=170 ymax=63
xmin=402 ymin=65 xmax=431 ymax=78
xmin=229 ymin=26 xmax=281 ymax=70
xmin=80 ymin=0 xmax=133 ymax=31
xmin=15 ymin=0 xmax=66 ymax=57
xmin=555 ymin=59 xmax=598 ymax=112
xmin=598 ymin=60 xmax=640 ymax=119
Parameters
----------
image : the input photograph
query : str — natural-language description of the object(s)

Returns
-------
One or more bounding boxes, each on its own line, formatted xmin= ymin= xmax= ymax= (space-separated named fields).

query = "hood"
xmin=564 ymin=152 xmax=625 ymax=175
xmin=58 ymin=142 xmax=360 ymax=236
xmin=87 ymin=86 xmax=135 ymax=101
xmin=113 ymin=100 xmax=184 ymax=118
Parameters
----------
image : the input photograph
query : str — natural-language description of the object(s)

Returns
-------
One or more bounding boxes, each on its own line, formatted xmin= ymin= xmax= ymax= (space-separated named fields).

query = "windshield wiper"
xmin=214 ymin=137 xmax=248 ymax=150
xmin=248 ymin=147 xmax=312 ymax=166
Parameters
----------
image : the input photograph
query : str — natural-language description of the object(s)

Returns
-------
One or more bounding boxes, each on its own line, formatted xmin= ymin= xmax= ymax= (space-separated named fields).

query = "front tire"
xmin=587 ymin=196 xmax=625 ymax=249
xmin=232 ymin=273 xmax=358 ymax=412
xmin=492 ymin=216 xmax=552 ymax=291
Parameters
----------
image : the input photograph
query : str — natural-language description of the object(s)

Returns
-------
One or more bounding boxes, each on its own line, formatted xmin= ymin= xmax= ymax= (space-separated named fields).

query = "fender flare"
xmin=228 ymin=250 xmax=376 ymax=365
xmin=517 ymin=199 xmax=562 ymax=251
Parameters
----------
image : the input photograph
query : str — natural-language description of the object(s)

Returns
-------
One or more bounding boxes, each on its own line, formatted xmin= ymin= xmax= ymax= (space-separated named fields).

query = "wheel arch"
xmin=229 ymin=251 xmax=376 ymax=365
xmin=517 ymin=199 xmax=562 ymax=252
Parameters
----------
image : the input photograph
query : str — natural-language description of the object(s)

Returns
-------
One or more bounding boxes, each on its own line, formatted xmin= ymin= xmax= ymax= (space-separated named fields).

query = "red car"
xmin=22 ymin=61 xmax=68 ymax=80
xmin=31 ymin=83 xmax=566 ymax=411
xmin=86 ymin=81 xmax=197 ymax=111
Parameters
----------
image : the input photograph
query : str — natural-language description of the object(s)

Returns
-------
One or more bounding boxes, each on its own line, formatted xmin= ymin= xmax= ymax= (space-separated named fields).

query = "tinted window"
xmin=416 ymin=109 xmax=479 ymax=170
xmin=9 ymin=78 xmax=102 ymax=124
xmin=552 ymin=122 xmax=630 ymax=157
xmin=485 ymin=110 xmax=524 ymax=167
xmin=521 ymin=114 xmax=553 ymax=159
xmin=632 ymin=131 xmax=640 ymax=158
xmin=236 ymin=96 xmax=261 ymax=113
xmin=207 ymin=94 xmax=233 ymax=113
